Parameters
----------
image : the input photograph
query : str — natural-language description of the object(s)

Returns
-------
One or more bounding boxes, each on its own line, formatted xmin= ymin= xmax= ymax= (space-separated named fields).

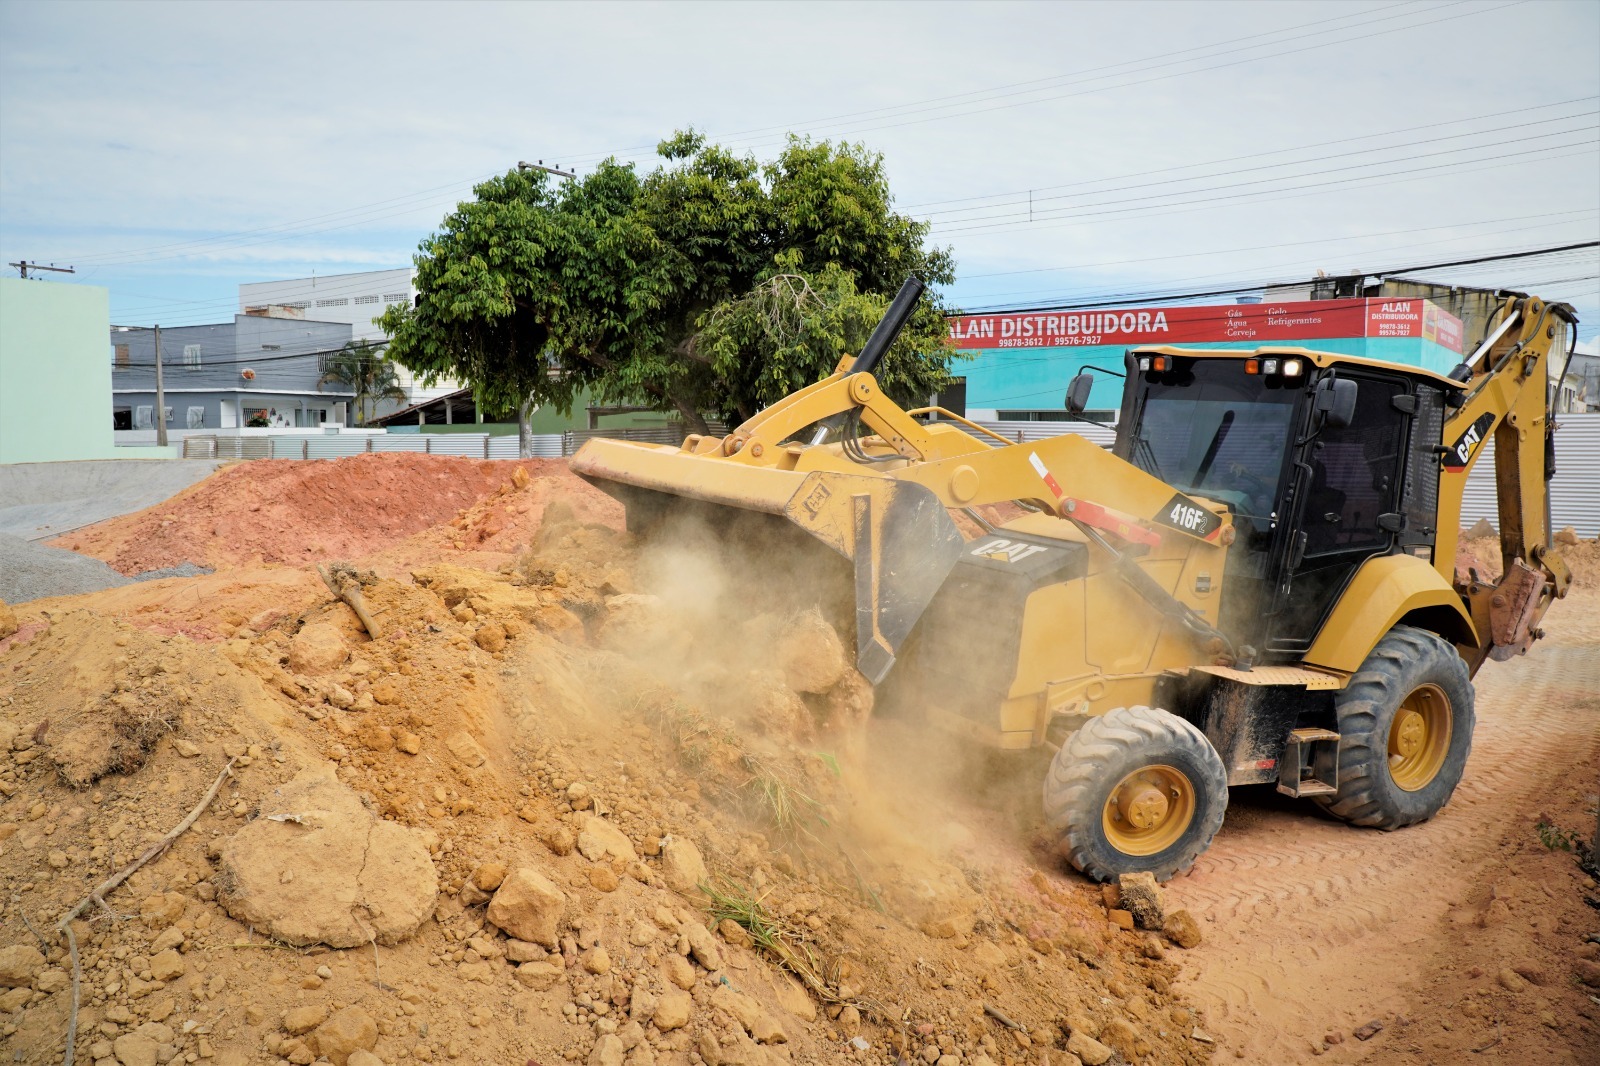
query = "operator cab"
xmin=1084 ymin=346 xmax=1455 ymax=663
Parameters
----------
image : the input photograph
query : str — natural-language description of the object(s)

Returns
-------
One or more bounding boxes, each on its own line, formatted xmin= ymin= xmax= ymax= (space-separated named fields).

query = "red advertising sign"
xmin=947 ymin=298 xmax=1463 ymax=353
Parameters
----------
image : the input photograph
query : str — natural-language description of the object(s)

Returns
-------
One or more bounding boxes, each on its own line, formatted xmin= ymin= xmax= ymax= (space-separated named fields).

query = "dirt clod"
xmin=216 ymin=769 xmax=438 ymax=947
xmin=1163 ymin=909 xmax=1203 ymax=948
xmin=1118 ymin=871 xmax=1165 ymax=930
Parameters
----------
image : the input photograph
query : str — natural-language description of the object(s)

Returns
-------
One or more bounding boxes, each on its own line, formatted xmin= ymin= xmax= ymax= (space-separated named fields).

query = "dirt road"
xmin=1169 ymin=591 xmax=1600 ymax=1063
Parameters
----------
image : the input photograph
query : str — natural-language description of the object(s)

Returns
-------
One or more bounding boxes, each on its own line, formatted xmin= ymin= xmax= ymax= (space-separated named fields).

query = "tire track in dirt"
xmin=1167 ymin=621 xmax=1600 ymax=1062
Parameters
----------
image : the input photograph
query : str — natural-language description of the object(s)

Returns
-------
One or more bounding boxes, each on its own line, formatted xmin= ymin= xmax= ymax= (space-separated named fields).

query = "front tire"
xmin=1043 ymin=706 xmax=1228 ymax=883
xmin=1315 ymin=625 xmax=1474 ymax=829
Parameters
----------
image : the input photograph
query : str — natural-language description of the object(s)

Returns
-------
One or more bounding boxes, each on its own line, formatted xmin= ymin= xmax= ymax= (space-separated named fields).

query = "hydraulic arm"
xmin=1434 ymin=292 xmax=1576 ymax=669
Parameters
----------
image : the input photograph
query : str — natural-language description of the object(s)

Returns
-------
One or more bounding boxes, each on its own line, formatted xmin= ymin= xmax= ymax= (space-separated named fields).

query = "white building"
xmin=237 ymin=268 xmax=460 ymax=412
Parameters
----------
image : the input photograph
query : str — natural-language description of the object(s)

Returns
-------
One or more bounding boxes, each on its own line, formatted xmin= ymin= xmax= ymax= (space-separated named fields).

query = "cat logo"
xmin=1442 ymin=413 xmax=1495 ymax=471
xmin=971 ymin=537 xmax=1050 ymax=564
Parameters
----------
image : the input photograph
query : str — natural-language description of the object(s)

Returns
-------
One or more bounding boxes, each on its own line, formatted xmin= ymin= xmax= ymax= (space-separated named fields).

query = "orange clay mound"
xmin=52 ymin=454 xmax=602 ymax=575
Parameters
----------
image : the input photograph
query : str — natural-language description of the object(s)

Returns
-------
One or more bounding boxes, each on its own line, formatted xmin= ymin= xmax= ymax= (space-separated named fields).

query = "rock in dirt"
xmin=113 ymin=1033 xmax=160 ymax=1066
xmin=654 ymin=990 xmax=693 ymax=1031
xmin=0 ymin=599 xmax=16 ymax=640
xmin=288 ymin=622 xmax=349 ymax=675
xmin=1117 ymin=871 xmax=1165 ymax=930
xmin=471 ymin=862 xmax=507 ymax=892
xmin=312 ymin=1006 xmax=378 ymax=1065
xmin=284 ymin=1004 xmax=329 ymax=1035
xmin=577 ymin=815 xmax=637 ymax=863
xmin=661 ymin=837 xmax=707 ymax=895
xmin=486 ymin=867 xmax=566 ymax=949
xmin=775 ymin=609 xmax=847 ymax=693
xmin=1066 ymin=1031 xmax=1114 ymax=1066
xmin=1162 ymin=909 xmax=1203 ymax=948
xmin=1465 ymin=518 xmax=1496 ymax=539
xmin=1555 ymin=525 xmax=1580 ymax=546
xmin=683 ymin=918 xmax=723 ymax=971
xmin=0 ymin=944 xmax=44 ymax=987
xmin=1353 ymin=1019 xmax=1384 ymax=1040
xmin=215 ymin=769 xmax=437 ymax=948
xmin=588 ymin=1034 xmax=625 ymax=1066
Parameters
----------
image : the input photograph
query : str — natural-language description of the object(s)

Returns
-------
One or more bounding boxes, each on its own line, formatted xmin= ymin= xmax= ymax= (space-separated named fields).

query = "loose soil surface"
xmin=1171 ymin=589 xmax=1600 ymax=1064
xmin=2 ymin=455 xmax=1595 ymax=1066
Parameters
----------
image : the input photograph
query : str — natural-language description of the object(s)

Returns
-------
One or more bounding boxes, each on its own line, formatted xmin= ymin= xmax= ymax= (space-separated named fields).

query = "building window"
xmin=354 ymin=295 xmax=380 ymax=305
xmin=183 ymin=344 xmax=202 ymax=369
xmin=134 ymin=405 xmax=153 ymax=428
xmin=316 ymin=298 xmax=348 ymax=308
xmin=163 ymin=406 xmax=173 ymax=424
xmin=186 ymin=406 xmax=206 ymax=429
xmin=383 ymin=292 xmax=408 ymax=304
xmin=113 ymin=343 xmax=130 ymax=368
xmin=285 ymin=301 xmax=310 ymax=310
xmin=261 ymin=343 xmax=281 ymax=350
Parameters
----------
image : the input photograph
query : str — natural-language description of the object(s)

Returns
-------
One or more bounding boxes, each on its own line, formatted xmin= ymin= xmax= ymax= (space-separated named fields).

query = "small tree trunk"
xmin=668 ymin=392 xmax=709 ymax=436
xmin=518 ymin=393 xmax=535 ymax=460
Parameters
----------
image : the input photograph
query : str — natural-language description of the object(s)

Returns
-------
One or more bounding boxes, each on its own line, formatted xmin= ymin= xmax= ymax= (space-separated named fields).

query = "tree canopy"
xmin=379 ymin=132 xmax=959 ymax=433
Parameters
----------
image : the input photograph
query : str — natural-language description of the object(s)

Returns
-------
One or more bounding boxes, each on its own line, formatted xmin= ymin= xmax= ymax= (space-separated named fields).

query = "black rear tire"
xmin=1042 ymin=705 xmax=1228 ymax=883
xmin=1315 ymin=625 xmax=1474 ymax=829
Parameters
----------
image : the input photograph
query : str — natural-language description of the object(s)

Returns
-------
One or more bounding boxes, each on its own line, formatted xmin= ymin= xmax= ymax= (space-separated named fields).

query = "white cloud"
xmin=1 ymin=0 xmax=1595 ymax=326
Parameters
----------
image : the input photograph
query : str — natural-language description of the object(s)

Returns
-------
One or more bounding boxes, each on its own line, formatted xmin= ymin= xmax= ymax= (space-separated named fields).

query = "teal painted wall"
xmin=962 ymin=336 xmax=1461 ymax=415
xmin=0 ymin=278 xmax=121 ymax=463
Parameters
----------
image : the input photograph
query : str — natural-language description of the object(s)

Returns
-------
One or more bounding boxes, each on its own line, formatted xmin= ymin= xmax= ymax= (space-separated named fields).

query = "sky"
xmin=2 ymin=0 xmax=1597 ymax=337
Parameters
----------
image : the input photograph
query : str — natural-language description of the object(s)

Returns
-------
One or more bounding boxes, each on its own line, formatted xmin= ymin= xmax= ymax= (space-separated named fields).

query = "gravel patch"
xmin=0 ymin=533 xmax=133 ymax=604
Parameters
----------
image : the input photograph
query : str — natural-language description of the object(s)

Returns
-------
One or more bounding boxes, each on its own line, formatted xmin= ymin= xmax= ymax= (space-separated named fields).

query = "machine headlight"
xmin=1282 ymin=358 xmax=1304 ymax=377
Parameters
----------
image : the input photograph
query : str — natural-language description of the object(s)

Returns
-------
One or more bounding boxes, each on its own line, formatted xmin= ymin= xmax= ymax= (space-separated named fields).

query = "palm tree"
xmin=318 ymin=340 xmax=408 ymax=425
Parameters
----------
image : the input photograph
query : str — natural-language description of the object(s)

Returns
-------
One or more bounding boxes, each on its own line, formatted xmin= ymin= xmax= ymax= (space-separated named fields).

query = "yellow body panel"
xmin=1302 ymin=554 xmax=1477 ymax=674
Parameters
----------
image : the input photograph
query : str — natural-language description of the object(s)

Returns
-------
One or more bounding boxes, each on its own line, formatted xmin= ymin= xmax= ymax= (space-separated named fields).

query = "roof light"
xmin=1282 ymin=358 xmax=1303 ymax=377
xmin=1244 ymin=359 xmax=1260 ymax=374
xmin=1138 ymin=357 xmax=1151 ymax=371
xmin=1151 ymin=356 xmax=1168 ymax=371
xmin=1262 ymin=358 xmax=1280 ymax=375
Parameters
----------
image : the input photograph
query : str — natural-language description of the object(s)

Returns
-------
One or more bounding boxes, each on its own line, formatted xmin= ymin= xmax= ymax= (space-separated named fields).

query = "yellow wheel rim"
xmin=1387 ymin=683 xmax=1452 ymax=792
xmin=1101 ymin=765 xmax=1196 ymax=856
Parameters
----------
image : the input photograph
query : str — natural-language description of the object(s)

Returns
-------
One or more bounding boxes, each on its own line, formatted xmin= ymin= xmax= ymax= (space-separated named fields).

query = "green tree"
xmin=317 ymin=340 xmax=409 ymax=425
xmin=379 ymin=132 xmax=959 ymax=437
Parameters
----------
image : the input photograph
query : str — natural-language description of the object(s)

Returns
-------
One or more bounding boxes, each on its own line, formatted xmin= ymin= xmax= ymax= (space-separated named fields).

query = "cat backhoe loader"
xmin=571 ymin=278 xmax=1578 ymax=881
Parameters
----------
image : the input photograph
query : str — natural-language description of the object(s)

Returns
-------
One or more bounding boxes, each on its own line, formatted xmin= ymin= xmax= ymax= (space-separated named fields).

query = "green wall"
xmin=0 ymin=278 xmax=121 ymax=464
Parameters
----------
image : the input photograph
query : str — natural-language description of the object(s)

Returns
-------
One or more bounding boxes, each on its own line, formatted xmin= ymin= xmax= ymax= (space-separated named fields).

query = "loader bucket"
xmin=570 ymin=437 xmax=967 ymax=683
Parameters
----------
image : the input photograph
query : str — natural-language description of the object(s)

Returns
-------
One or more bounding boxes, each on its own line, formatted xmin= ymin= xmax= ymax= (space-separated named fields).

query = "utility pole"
xmin=8 ymin=261 xmax=75 ymax=279
xmin=518 ymin=160 xmax=577 ymax=180
xmin=153 ymin=325 xmax=168 ymax=448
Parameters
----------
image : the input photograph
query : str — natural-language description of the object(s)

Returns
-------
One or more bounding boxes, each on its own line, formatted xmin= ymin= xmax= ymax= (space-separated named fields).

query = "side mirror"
xmin=1315 ymin=377 xmax=1359 ymax=429
xmin=1065 ymin=373 xmax=1093 ymax=415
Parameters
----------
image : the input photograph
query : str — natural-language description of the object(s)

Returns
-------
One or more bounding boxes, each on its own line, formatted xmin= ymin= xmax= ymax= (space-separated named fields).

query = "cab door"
xmin=1266 ymin=371 xmax=1411 ymax=657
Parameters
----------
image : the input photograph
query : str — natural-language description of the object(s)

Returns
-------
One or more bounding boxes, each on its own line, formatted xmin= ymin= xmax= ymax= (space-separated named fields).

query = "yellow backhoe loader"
xmin=571 ymin=278 xmax=1578 ymax=881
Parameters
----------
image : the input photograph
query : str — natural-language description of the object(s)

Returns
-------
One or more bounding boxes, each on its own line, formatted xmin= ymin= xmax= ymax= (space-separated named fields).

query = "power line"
xmin=52 ymin=1 xmax=1513 ymax=271
xmin=960 ymin=240 xmax=1600 ymax=313
xmin=917 ymin=109 xmax=1598 ymax=226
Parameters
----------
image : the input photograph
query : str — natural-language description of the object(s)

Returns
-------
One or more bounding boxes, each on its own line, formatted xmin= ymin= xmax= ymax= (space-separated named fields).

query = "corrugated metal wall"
xmin=1460 ymin=413 xmax=1600 ymax=537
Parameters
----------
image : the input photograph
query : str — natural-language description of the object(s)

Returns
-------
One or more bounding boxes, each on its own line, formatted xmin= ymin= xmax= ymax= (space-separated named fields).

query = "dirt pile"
xmin=1456 ymin=526 xmax=1600 ymax=589
xmin=52 ymin=454 xmax=603 ymax=575
xmin=1 ymin=458 xmax=1213 ymax=1066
